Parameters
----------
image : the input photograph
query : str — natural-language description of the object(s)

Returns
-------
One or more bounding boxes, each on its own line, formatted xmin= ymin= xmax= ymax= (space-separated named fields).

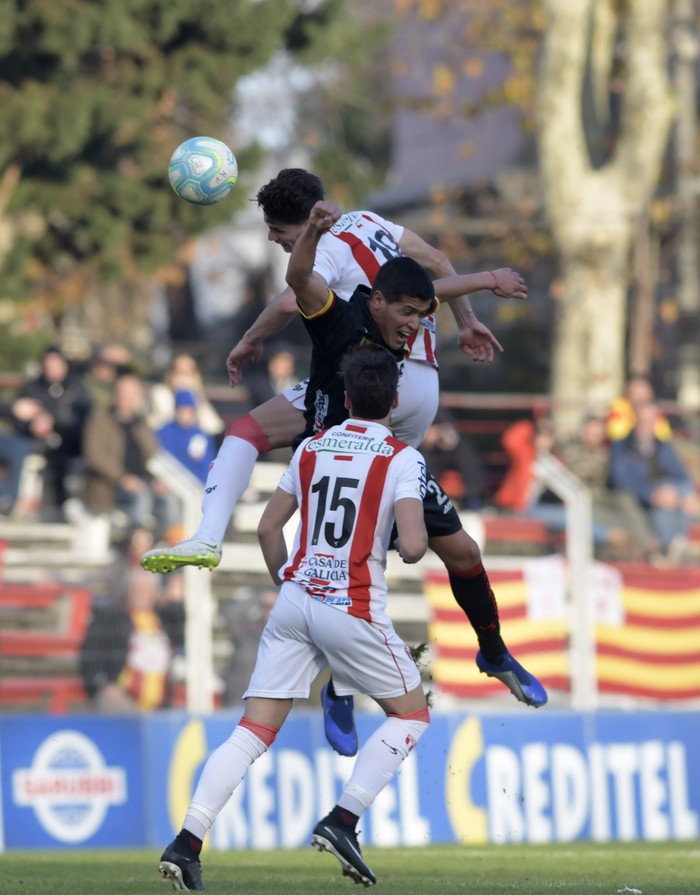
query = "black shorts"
xmin=391 ymin=470 xmax=463 ymax=543
xmin=422 ymin=470 xmax=463 ymax=538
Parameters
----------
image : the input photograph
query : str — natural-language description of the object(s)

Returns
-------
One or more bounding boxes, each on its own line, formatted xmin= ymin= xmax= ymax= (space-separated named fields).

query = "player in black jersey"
xmin=286 ymin=201 xmax=548 ymax=748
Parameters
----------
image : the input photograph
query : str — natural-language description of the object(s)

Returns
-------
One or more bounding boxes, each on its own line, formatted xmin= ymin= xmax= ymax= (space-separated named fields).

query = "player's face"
xmin=370 ymin=293 xmax=433 ymax=350
xmin=264 ymin=216 xmax=306 ymax=252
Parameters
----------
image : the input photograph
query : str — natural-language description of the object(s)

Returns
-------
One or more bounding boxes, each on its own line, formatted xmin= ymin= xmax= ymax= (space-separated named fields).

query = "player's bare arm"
xmin=257 ymin=487 xmax=298 ymax=584
xmin=398 ymin=228 xmax=519 ymax=363
xmin=286 ymin=201 xmax=342 ymax=317
xmin=441 ymin=268 xmax=527 ymax=359
xmin=393 ymin=497 xmax=428 ymax=564
xmin=434 ymin=269 xmax=527 ymax=303
xmin=226 ymin=287 xmax=298 ymax=386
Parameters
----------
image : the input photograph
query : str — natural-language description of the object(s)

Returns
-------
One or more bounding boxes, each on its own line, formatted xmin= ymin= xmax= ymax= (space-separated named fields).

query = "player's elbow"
xmin=284 ymin=272 xmax=301 ymax=294
xmin=400 ymin=532 xmax=428 ymax=564
xmin=278 ymin=288 xmax=299 ymax=316
xmin=418 ymin=246 xmax=452 ymax=279
xmin=257 ymin=515 xmax=277 ymax=545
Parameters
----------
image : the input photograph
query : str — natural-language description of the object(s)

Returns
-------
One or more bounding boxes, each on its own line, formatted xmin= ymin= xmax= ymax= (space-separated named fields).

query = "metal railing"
xmin=533 ymin=451 xmax=595 ymax=710
xmin=147 ymin=451 xmax=216 ymax=713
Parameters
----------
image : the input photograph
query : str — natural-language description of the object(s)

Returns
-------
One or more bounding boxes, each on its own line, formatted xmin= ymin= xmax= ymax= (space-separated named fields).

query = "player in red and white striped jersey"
xmin=277 ymin=407 xmax=427 ymax=626
xmin=158 ymin=346 xmax=429 ymax=890
xmin=142 ymin=169 xmax=524 ymax=571
xmin=141 ymin=172 xmax=542 ymax=753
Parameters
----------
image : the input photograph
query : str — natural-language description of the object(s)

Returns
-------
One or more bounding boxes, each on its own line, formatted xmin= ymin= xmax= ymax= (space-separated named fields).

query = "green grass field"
xmin=1 ymin=841 xmax=698 ymax=895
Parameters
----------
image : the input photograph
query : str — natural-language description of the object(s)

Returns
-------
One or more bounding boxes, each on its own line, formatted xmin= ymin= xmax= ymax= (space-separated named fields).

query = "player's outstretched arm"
xmin=393 ymin=497 xmax=428 ymax=564
xmin=257 ymin=487 xmax=298 ymax=584
xmin=398 ymin=228 xmax=517 ymax=362
xmin=434 ymin=268 xmax=527 ymax=302
xmin=434 ymin=268 xmax=527 ymax=362
xmin=286 ymin=201 xmax=342 ymax=316
xmin=226 ymin=288 xmax=298 ymax=386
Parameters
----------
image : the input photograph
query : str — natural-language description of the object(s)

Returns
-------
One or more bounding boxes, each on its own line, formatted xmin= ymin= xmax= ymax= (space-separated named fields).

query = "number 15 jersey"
xmin=277 ymin=418 xmax=427 ymax=626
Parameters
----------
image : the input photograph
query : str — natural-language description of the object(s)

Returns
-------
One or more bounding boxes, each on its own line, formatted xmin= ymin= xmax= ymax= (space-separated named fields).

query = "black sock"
xmin=448 ymin=564 xmax=507 ymax=663
xmin=175 ymin=829 xmax=203 ymax=857
xmin=327 ymin=804 xmax=359 ymax=830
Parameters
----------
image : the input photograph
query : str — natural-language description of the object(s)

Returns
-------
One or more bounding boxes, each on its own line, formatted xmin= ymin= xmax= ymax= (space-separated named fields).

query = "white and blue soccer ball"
xmin=168 ymin=136 xmax=238 ymax=206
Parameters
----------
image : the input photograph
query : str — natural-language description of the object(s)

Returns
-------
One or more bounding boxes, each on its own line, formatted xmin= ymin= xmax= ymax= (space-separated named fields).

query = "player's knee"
xmin=386 ymin=706 xmax=430 ymax=755
xmin=431 ymin=529 xmax=481 ymax=571
xmin=225 ymin=413 xmax=272 ymax=453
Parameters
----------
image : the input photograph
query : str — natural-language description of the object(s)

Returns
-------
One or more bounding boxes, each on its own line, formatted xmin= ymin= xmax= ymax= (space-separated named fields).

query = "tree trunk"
xmin=552 ymin=247 xmax=628 ymax=432
xmin=537 ymin=0 xmax=674 ymax=434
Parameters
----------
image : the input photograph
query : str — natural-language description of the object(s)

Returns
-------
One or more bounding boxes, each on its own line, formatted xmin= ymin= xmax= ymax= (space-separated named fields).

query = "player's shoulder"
xmin=322 ymin=209 xmax=396 ymax=238
xmin=381 ymin=435 xmax=420 ymax=461
xmin=394 ymin=441 xmax=424 ymax=463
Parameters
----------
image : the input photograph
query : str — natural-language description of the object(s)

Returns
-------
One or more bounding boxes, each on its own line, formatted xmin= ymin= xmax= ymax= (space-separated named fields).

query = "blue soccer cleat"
xmin=321 ymin=681 xmax=359 ymax=757
xmin=476 ymin=650 xmax=548 ymax=708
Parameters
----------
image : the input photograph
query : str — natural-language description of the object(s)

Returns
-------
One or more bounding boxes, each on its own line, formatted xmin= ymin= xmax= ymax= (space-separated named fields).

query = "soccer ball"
xmin=168 ymin=136 xmax=238 ymax=206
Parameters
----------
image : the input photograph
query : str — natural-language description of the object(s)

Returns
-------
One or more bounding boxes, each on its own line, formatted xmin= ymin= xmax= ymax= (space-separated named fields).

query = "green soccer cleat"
xmin=141 ymin=538 xmax=222 ymax=574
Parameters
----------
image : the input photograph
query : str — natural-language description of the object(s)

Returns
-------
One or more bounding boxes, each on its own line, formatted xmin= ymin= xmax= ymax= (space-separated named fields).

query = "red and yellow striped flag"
xmin=425 ymin=564 xmax=700 ymax=701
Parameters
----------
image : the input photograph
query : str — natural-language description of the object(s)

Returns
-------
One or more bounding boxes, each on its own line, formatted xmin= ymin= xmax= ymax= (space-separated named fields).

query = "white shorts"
xmin=390 ymin=360 xmax=439 ymax=448
xmin=282 ymin=360 xmax=439 ymax=449
xmin=281 ymin=378 xmax=309 ymax=412
xmin=243 ymin=581 xmax=421 ymax=701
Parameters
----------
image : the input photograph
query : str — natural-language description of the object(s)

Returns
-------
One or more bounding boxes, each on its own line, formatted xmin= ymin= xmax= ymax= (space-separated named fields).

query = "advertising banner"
xmin=1 ymin=710 xmax=698 ymax=850
xmin=1 ymin=716 xmax=145 ymax=849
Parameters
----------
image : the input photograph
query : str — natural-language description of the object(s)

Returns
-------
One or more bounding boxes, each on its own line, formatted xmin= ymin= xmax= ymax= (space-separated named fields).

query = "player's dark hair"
xmin=255 ymin=169 xmax=324 ymax=224
xmin=372 ymin=257 xmax=437 ymax=312
xmin=342 ymin=344 xmax=399 ymax=420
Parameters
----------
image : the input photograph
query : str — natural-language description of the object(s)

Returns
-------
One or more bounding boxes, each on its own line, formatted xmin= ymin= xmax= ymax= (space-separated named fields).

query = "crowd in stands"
xmin=2 ymin=344 xmax=700 ymax=717
xmin=0 ymin=342 xmax=279 ymax=714
xmin=1 ymin=342 xmax=699 ymax=566
xmin=79 ymin=526 xmax=186 ymax=711
xmin=494 ymin=373 xmax=700 ymax=564
xmin=0 ymin=343 xmax=227 ymax=541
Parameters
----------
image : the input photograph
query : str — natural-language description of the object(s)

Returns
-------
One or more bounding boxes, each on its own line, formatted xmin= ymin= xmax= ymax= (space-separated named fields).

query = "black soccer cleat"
xmin=158 ymin=841 xmax=205 ymax=891
xmin=311 ymin=817 xmax=377 ymax=887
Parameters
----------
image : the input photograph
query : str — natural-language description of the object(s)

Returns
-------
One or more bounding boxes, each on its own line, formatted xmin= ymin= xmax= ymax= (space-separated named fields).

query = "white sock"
xmin=338 ymin=714 xmax=429 ymax=815
xmin=193 ymin=436 xmax=260 ymax=545
xmin=183 ymin=725 xmax=268 ymax=839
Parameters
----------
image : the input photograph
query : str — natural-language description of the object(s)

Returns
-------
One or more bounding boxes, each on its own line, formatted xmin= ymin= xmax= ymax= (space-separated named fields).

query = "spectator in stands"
xmin=11 ymin=345 xmax=92 ymax=518
xmin=147 ymin=352 xmax=224 ymax=437
xmin=493 ymin=416 xmax=552 ymax=514
xmin=494 ymin=412 xmax=654 ymax=559
xmin=157 ymin=390 xmax=217 ymax=484
xmin=558 ymin=412 xmax=655 ymax=560
xmin=82 ymin=370 xmax=178 ymax=541
xmin=220 ymin=586 xmax=278 ymax=705
xmin=82 ymin=342 xmax=133 ymax=409
xmin=420 ymin=411 xmax=486 ymax=509
xmin=607 ymin=372 xmax=671 ymax=442
xmin=609 ymin=401 xmax=698 ymax=561
xmin=79 ymin=563 xmax=183 ymax=712
xmin=245 ymin=345 xmax=299 ymax=408
xmin=0 ymin=397 xmax=33 ymax=516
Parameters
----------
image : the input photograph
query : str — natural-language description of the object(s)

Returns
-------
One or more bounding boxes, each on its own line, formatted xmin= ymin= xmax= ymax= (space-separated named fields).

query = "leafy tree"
xmin=0 ymin=0 xmax=379 ymax=361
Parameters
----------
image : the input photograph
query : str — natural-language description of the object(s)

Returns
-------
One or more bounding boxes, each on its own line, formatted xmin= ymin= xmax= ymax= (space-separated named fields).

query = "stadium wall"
xmin=1 ymin=709 xmax=698 ymax=850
